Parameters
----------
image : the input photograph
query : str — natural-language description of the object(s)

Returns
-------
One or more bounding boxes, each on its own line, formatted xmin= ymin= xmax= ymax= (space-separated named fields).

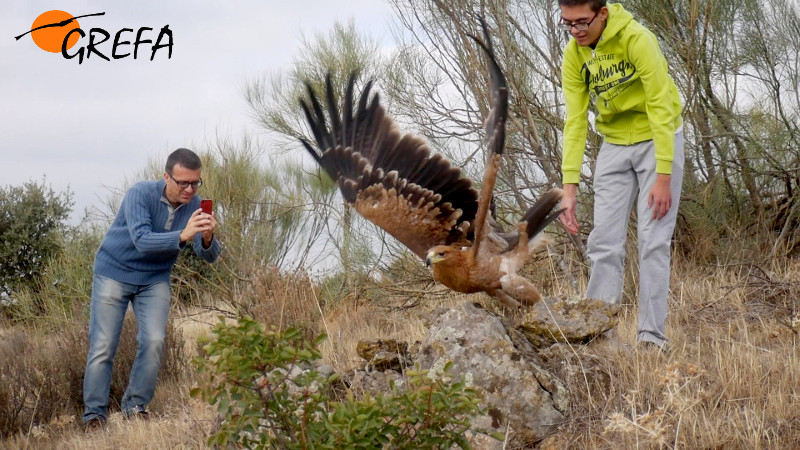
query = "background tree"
xmin=384 ymin=0 xmax=800 ymax=267
xmin=622 ymin=0 xmax=800 ymax=259
xmin=0 ymin=180 xmax=72 ymax=297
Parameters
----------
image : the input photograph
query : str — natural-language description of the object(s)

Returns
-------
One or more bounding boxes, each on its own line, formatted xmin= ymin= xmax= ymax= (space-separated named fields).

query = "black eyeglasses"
xmin=559 ymin=9 xmax=601 ymax=32
xmin=168 ymin=173 xmax=203 ymax=190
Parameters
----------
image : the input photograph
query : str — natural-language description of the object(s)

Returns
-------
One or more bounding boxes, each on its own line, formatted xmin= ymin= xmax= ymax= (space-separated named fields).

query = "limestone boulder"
xmin=415 ymin=302 xmax=569 ymax=448
xmin=515 ymin=296 xmax=620 ymax=348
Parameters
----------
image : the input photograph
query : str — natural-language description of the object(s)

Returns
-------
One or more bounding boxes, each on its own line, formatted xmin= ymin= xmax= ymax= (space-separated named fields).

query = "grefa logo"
xmin=14 ymin=10 xmax=173 ymax=64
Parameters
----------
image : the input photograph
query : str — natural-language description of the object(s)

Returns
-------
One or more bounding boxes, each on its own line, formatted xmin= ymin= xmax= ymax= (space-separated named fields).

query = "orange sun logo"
xmin=15 ymin=11 xmax=174 ymax=64
xmin=29 ymin=10 xmax=81 ymax=53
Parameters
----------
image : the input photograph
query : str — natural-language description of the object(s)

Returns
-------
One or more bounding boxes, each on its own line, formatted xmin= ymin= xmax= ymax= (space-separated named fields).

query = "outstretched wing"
xmin=299 ymin=74 xmax=480 ymax=259
xmin=467 ymin=18 xmax=509 ymax=260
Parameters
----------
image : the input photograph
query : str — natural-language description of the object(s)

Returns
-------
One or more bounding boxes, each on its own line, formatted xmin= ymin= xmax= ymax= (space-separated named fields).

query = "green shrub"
xmin=192 ymin=317 xmax=491 ymax=449
xmin=3 ymin=226 xmax=101 ymax=325
xmin=0 ymin=180 xmax=72 ymax=296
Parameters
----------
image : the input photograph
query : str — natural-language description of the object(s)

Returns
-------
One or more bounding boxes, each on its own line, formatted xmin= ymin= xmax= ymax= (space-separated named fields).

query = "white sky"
xmin=1 ymin=1 xmax=395 ymax=224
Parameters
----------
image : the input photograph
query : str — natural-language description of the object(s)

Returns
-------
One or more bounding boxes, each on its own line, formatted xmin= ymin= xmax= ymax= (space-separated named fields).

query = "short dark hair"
xmin=559 ymin=0 xmax=607 ymax=10
xmin=165 ymin=148 xmax=202 ymax=173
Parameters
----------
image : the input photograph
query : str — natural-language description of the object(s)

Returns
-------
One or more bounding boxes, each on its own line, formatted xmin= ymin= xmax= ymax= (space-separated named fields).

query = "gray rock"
xmin=344 ymin=369 xmax=404 ymax=396
xmin=415 ymin=302 xmax=569 ymax=447
xmin=315 ymin=364 xmax=336 ymax=379
xmin=288 ymin=364 xmax=304 ymax=380
xmin=514 ymin=296 xmax=620 ymax=348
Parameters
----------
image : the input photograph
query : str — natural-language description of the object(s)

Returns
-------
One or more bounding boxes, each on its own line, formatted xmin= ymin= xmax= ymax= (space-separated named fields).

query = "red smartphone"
xmin=200 ymin=199 xmax=213 ymax=215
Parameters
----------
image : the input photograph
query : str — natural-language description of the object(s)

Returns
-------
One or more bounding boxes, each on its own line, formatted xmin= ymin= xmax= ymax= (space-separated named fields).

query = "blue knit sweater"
xmin=93 ymin=179 xmax=221 ymax=285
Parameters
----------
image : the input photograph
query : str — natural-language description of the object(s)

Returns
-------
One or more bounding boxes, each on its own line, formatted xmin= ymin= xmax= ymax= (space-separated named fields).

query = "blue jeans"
xmin=83 ymin=274 xmax=171 ymax=423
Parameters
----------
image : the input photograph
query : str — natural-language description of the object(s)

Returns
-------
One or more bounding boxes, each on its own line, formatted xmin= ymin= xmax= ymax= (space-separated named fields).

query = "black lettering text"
xmin=62 ymin=28 xmax=86 ymax=63
xmin=134 ymin=27 xmax=153 ymax=59
xmin=87 ymin=28 xmax=110 ymax=61
xmin=151 ymin=25 xmax=173 ymax=60
xmin=112 ymin=28 xmax=133 ymax=59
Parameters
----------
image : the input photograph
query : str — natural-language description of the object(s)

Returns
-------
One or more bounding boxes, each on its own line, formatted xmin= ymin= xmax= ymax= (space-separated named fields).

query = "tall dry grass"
xmin=534 ymin=254 xmax=800 ymax=449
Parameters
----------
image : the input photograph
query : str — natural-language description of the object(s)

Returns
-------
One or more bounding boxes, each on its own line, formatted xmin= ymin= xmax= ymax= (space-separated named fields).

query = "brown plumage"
xmin=299 ymin=20 xmax=563 ymax=308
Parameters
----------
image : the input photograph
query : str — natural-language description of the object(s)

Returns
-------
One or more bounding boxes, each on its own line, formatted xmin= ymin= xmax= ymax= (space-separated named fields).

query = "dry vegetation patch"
xmin=536 ymin=257 xmax=800 ymax=449
xmin=2 ymin=257 xmax=798 ymax=448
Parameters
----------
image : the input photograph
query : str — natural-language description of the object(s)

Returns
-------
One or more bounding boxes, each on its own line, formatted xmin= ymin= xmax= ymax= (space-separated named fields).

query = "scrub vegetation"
xmin=2 ymin=0 xmax=799 ymax=447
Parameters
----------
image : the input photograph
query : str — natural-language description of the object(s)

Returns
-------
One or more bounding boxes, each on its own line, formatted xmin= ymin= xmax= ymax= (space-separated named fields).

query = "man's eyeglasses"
xmin=559 ymin=9 xmax=601 ymax=32
xmin=168 ymin=173 xmax=203 ymax=190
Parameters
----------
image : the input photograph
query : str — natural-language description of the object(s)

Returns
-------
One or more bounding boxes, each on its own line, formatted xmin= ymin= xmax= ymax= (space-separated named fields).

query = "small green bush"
xmin=192 ymin=317 xmax=491 ymax=449
xmin=0 ymin=180 xmax=72 ymax=296
xmin=3 ymin=226 xmax=100 ymax=325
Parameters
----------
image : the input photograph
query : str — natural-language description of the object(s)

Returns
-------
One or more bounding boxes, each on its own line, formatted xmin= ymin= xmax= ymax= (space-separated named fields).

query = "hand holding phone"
xmin=200 ymin=199 xmax=213 ymax=215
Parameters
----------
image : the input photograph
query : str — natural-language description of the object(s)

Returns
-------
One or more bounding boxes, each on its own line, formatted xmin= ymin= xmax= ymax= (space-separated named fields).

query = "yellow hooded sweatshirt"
xmin=561 ymin=3 xmax=683 ymax=185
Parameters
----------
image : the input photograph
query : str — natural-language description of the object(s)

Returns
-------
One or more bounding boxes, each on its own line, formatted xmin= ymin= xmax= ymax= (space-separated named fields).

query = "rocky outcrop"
xmin=514 ymin=296 xmax=620 ymax=348
xmin=414 ymin=302 xmax=570 ymax=448
xmin=350 ymin=297 xmax=619 ymax=446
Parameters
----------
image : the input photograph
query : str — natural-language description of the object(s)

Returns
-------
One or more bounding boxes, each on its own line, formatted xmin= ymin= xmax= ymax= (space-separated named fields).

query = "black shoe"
xmin=84 ymin=417 xmax=106 ymax=432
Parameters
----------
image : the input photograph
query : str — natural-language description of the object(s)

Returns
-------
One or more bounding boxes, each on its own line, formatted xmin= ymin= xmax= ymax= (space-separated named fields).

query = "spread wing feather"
xmin=467 ymin=18 xmax=509 ymax=259
xmin=299 ymin=74 xmax=480 ymax=259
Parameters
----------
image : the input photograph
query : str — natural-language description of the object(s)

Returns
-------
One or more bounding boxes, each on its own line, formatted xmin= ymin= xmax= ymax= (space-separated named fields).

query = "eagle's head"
xmin=426 ymin=245 xmax=459 ymax=267
xmin=425 ymin=245 xmax=473 ymax=292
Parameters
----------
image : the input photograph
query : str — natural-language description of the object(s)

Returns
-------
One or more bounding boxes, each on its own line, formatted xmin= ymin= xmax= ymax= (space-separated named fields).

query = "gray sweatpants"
xmin=585 ymin=131 xmax=684 ymax=347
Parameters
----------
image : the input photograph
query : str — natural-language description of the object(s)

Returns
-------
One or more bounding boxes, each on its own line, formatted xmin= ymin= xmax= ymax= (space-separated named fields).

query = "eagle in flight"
xmin=299 ymin=22 xmax=563 ymax=308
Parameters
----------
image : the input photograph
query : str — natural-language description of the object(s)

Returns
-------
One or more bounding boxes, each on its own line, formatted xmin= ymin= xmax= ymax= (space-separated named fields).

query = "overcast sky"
xmin=1 ymin=1 xmax=395 ymax=224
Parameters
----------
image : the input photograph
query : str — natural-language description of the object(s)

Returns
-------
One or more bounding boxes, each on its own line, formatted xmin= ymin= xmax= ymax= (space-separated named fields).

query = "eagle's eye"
xmin=438 ymin=251 xmax=446 ymax=256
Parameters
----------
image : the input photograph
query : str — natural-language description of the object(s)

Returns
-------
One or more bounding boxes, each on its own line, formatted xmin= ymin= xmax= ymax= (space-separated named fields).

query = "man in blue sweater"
xmin=83 ymin=148 xmax=221 ymax=429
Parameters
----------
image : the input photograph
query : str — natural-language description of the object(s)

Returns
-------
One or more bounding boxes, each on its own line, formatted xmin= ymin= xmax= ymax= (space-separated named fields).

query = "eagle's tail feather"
xmin=498 ymin=188 xmax=563 ymax=254
xmin=522 ymin=188 xmax=564 ymax=242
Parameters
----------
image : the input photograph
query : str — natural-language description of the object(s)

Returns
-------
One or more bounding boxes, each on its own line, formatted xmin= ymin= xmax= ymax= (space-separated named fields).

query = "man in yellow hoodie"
xmin=558 ymin=0 xmax=683 ymax=352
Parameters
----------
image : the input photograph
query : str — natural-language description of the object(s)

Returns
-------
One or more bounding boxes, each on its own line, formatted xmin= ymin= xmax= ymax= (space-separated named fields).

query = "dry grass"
xmin=536 ymin=255 xmax=800 ymax=449
xmin=2 ymin=391 xmax=216 ymax=450
xmin=2 ymin=254 xmax=799 ymax=448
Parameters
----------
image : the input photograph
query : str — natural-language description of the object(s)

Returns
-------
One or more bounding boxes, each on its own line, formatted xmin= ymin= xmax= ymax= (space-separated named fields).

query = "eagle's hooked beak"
xmin=426 ymin=250 xmax=441 ymax=267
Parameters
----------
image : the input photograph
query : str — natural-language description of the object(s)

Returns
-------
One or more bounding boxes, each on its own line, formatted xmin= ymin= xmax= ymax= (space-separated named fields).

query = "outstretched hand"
xmin=648 ymin=174 xmax=672 ymax=220
xmin=559 ymin=184 xmax=580 ymax=235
